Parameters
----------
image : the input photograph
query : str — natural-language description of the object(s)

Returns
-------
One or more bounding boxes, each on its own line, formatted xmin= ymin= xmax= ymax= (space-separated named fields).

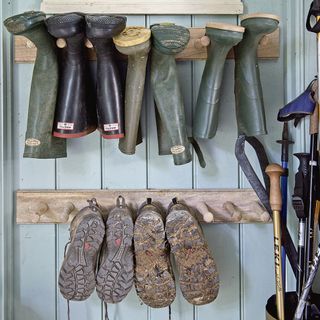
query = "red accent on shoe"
xmin=84 ymin=242 xmax=91 ymax=250
xmin=115 ymin=238 xmax=122 ymax=246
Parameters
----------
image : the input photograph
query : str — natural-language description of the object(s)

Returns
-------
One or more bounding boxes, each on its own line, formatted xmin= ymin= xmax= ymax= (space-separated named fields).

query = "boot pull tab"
xmin=87 ymin=198 xmax=98 ymax=212
xmin=147 ymin=198 xmax=152 ymax=205
xmin=189 ymin=137 xmax=206 ymax=168
xmin=117 ymin=195 xmax=126 ymax=208
xmin=172 ymin=197 xmax=178 ymax=205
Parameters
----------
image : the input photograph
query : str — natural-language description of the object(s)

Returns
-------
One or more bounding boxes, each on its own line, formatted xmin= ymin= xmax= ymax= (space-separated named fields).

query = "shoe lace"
xmin=64 ymin=240 xmax=71 ymax=257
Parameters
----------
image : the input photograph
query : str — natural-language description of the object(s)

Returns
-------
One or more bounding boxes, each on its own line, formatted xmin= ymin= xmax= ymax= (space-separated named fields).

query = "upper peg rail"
xmin=16 ymin=189 xmax=271 ymax=224
xmin=13 ymin=27 xmax=280 ymax=63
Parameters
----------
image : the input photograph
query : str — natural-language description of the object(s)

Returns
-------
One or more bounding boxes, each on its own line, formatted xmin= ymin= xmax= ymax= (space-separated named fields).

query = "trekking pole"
xmin=306 ymin=1 xmax=320 ymax=317
xmin=266 ymin=163 xmax=285 ymax=320
xmin=294 ymin=240 xmax=320 ymax=320
xmin=292 ymin=153 xmax=310 ymax=298
xmin=277 ymin=122 xmax=294 ymax=288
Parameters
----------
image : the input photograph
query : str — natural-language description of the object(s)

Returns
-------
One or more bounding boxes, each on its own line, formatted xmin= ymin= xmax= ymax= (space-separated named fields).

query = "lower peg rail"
xmin=16 ymin=189 xmax=271 ymax=224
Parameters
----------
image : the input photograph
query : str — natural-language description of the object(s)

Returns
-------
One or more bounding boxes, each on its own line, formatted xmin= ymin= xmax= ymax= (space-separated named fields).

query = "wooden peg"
xmin=223 ymin=201 xmax=242 ymax=222
xmin=251 ymin=201 xmax=271 ymax=222
xmin=197 ymin=202 xmax=214 ymax=223
xmin=85 ymin=39 xmax=93 ymax=49
xmin=265 ymin=164 xmax=284 ymax=211
xmin=56 ymin=38 xmax=67 ymax=48
xmin=194 ymin=35 xmax=210 ymax=49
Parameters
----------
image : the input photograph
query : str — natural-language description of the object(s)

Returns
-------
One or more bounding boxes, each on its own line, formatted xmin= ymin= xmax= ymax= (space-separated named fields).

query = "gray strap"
xmin=235 ymin=135 xmax=298 ymax=277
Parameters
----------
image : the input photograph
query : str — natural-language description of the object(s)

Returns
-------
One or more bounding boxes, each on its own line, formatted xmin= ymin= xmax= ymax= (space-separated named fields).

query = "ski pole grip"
xmin=266 ymin=164 xmax=284 ymax=212
xmin=310 ymin=103 xmax=319 ymax=134
xmin=306 ymin=0 xmax=320 ymax=33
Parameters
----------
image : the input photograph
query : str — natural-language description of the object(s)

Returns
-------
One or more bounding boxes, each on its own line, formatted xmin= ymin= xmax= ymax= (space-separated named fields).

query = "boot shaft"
xmin=47 ymin=13 xmax=97 ymax=138
xmin=234 ymin=14 xmax=279 ymax=136
xmin=86 ymin=15 xmax=126 ymax=139
xmin=194 ymin=23 xmax=244 ymax=139
xmin=151 ymin=23 xmax=191 ymax=166
xmin=114 ymin=27 xmax=151 ymax=155
xmin=4 ymin=11 xmax=67 ymax=159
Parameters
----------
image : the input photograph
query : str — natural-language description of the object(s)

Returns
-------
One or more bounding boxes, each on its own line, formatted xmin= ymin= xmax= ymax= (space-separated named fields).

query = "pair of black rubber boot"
xmin=193 ymin=14 xmax=280 ymax=140
xmin=46 ymin=13 xmax=126 ymax=140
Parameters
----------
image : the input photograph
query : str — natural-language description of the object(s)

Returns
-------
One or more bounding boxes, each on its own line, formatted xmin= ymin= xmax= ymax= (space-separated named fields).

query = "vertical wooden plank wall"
xmin=3 ymin=0 xmax=314 ymax=319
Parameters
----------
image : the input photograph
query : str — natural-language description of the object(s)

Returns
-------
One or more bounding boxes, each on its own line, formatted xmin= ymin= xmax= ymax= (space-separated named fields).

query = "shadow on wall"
xmin=14 ymin=304 xmax=43 ymax=320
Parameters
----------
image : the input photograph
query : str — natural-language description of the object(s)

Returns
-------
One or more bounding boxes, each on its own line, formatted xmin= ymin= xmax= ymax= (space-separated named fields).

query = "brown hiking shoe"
xmin=96 ymin=196 xmax=134 ymax=303
xmin=165 ymin=198 xmax=219 ymax=305
xmin=58 ymin=199 xmax=105 ymax=301
xmin=134 ymin=198 xmax=176 ymax=308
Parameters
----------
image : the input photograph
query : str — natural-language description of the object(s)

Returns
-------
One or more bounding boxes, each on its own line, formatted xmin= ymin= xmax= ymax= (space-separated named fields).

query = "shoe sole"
xmin=58 ymin=214 xmax=105 ymax=301
xmin=96 ymin=208 xmax=134 ymax=303
xmin=166 ymin=209 xmax=219 ymax=305
xmin=134 ymin=210 xmax=176 ymax=308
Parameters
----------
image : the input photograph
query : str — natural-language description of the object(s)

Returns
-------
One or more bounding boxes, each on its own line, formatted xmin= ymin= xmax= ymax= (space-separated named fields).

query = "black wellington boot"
xmin=4 ymin=11 xmax=67 ymax=158
xmin=86 ymin=15 xmax=126 ymax=139
xmin=46 ymin=13 xmax=97 ymax=138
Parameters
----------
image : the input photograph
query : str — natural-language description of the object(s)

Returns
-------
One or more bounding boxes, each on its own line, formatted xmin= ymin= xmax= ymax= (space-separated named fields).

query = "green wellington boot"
xmin=193 ymin=23 xmax=244 ymax=139
xmin=234 ymin=13 xmax=279 ymax=136
xmin=114 ymin=27 xmax=151 ymax=155
xmin=4 ymin=11 xmax=66 ymax=158
xmin=151 ymin=23 xmax=191 ymax=166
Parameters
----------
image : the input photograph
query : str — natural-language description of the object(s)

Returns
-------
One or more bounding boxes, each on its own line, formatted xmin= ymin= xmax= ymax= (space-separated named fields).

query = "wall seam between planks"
xmin=237 ymin=11 xmax=244 ymax=320
xmin=1 ymin=1 xmax=14 ymax=319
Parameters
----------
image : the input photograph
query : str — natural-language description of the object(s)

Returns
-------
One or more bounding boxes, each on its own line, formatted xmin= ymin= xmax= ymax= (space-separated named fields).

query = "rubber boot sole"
xmin=58 ymin=214 xmax=105 ymax=301
xmin=96 ymin=209 xmax=134 ymax=303
xmin=166 ymin=209 xmax=219 ymax=305
xmin=134 ymin=211 xmax=176 ymax=308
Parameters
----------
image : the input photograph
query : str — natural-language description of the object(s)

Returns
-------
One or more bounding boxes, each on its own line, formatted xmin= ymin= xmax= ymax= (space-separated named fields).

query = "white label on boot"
xmin=104 ymin=123 xmax=119 ymax=131
xmin=25 ymin=138 xmax=41 ymax=146
xmin=171 ymin=145 xmax=185 ymax=154
xmin=57 ymin=122 xmax=74 ymax=130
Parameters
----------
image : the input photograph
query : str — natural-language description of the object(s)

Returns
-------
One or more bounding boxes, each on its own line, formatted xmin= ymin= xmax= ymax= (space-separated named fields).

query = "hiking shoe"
xmin=165 ymin=198 xmax=219 ymax=305
xmin=96 ymin=196 xmax=134 ymax=303
xmin=134 ymin=198 xmax=176 ymax=308
xmin=58 ymin=199 xmax=105 ymax=301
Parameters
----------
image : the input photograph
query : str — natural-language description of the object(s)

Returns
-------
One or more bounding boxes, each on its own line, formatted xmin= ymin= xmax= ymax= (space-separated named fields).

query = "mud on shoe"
xmin=96 ymin=196 xmax=134 ymax=303
xmin=134 ymin=198 xmax=176 ymax=308
xmin=165 ymin=198 xmax=219 ymax=306
xmin=58 ymin=199 xmax=105 ymax=301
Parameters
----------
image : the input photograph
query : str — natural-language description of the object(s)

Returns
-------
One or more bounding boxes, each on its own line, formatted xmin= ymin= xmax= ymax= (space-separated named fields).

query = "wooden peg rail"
xmin=13 ymin=27 xmax=280 ymax=63
xmin=16 ymin=189 xmax=272 ymax=224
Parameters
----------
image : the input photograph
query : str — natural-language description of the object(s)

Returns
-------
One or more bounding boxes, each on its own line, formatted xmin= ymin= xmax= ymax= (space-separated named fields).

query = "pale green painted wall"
xmin=1 ymin=0 xmax=316 ymax=319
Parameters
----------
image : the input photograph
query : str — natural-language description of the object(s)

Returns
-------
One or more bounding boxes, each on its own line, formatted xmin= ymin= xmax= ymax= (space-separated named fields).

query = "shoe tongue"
xmin=151 ymin=23 xmax=190 ymax=55
xmin=4 ymin=11 xmax=45 ymax=34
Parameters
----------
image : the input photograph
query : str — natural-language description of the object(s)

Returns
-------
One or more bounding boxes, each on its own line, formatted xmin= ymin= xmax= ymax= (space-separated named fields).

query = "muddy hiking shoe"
xmin=96 ymin=196 xmax=134 ymax=304
xmin=58 ymin=198 xmax=105 ymax=301
xmin=134 ymin=198 xmax=176 ymax=308
xmin=166 ymin=198 xmax=219 ymax=305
